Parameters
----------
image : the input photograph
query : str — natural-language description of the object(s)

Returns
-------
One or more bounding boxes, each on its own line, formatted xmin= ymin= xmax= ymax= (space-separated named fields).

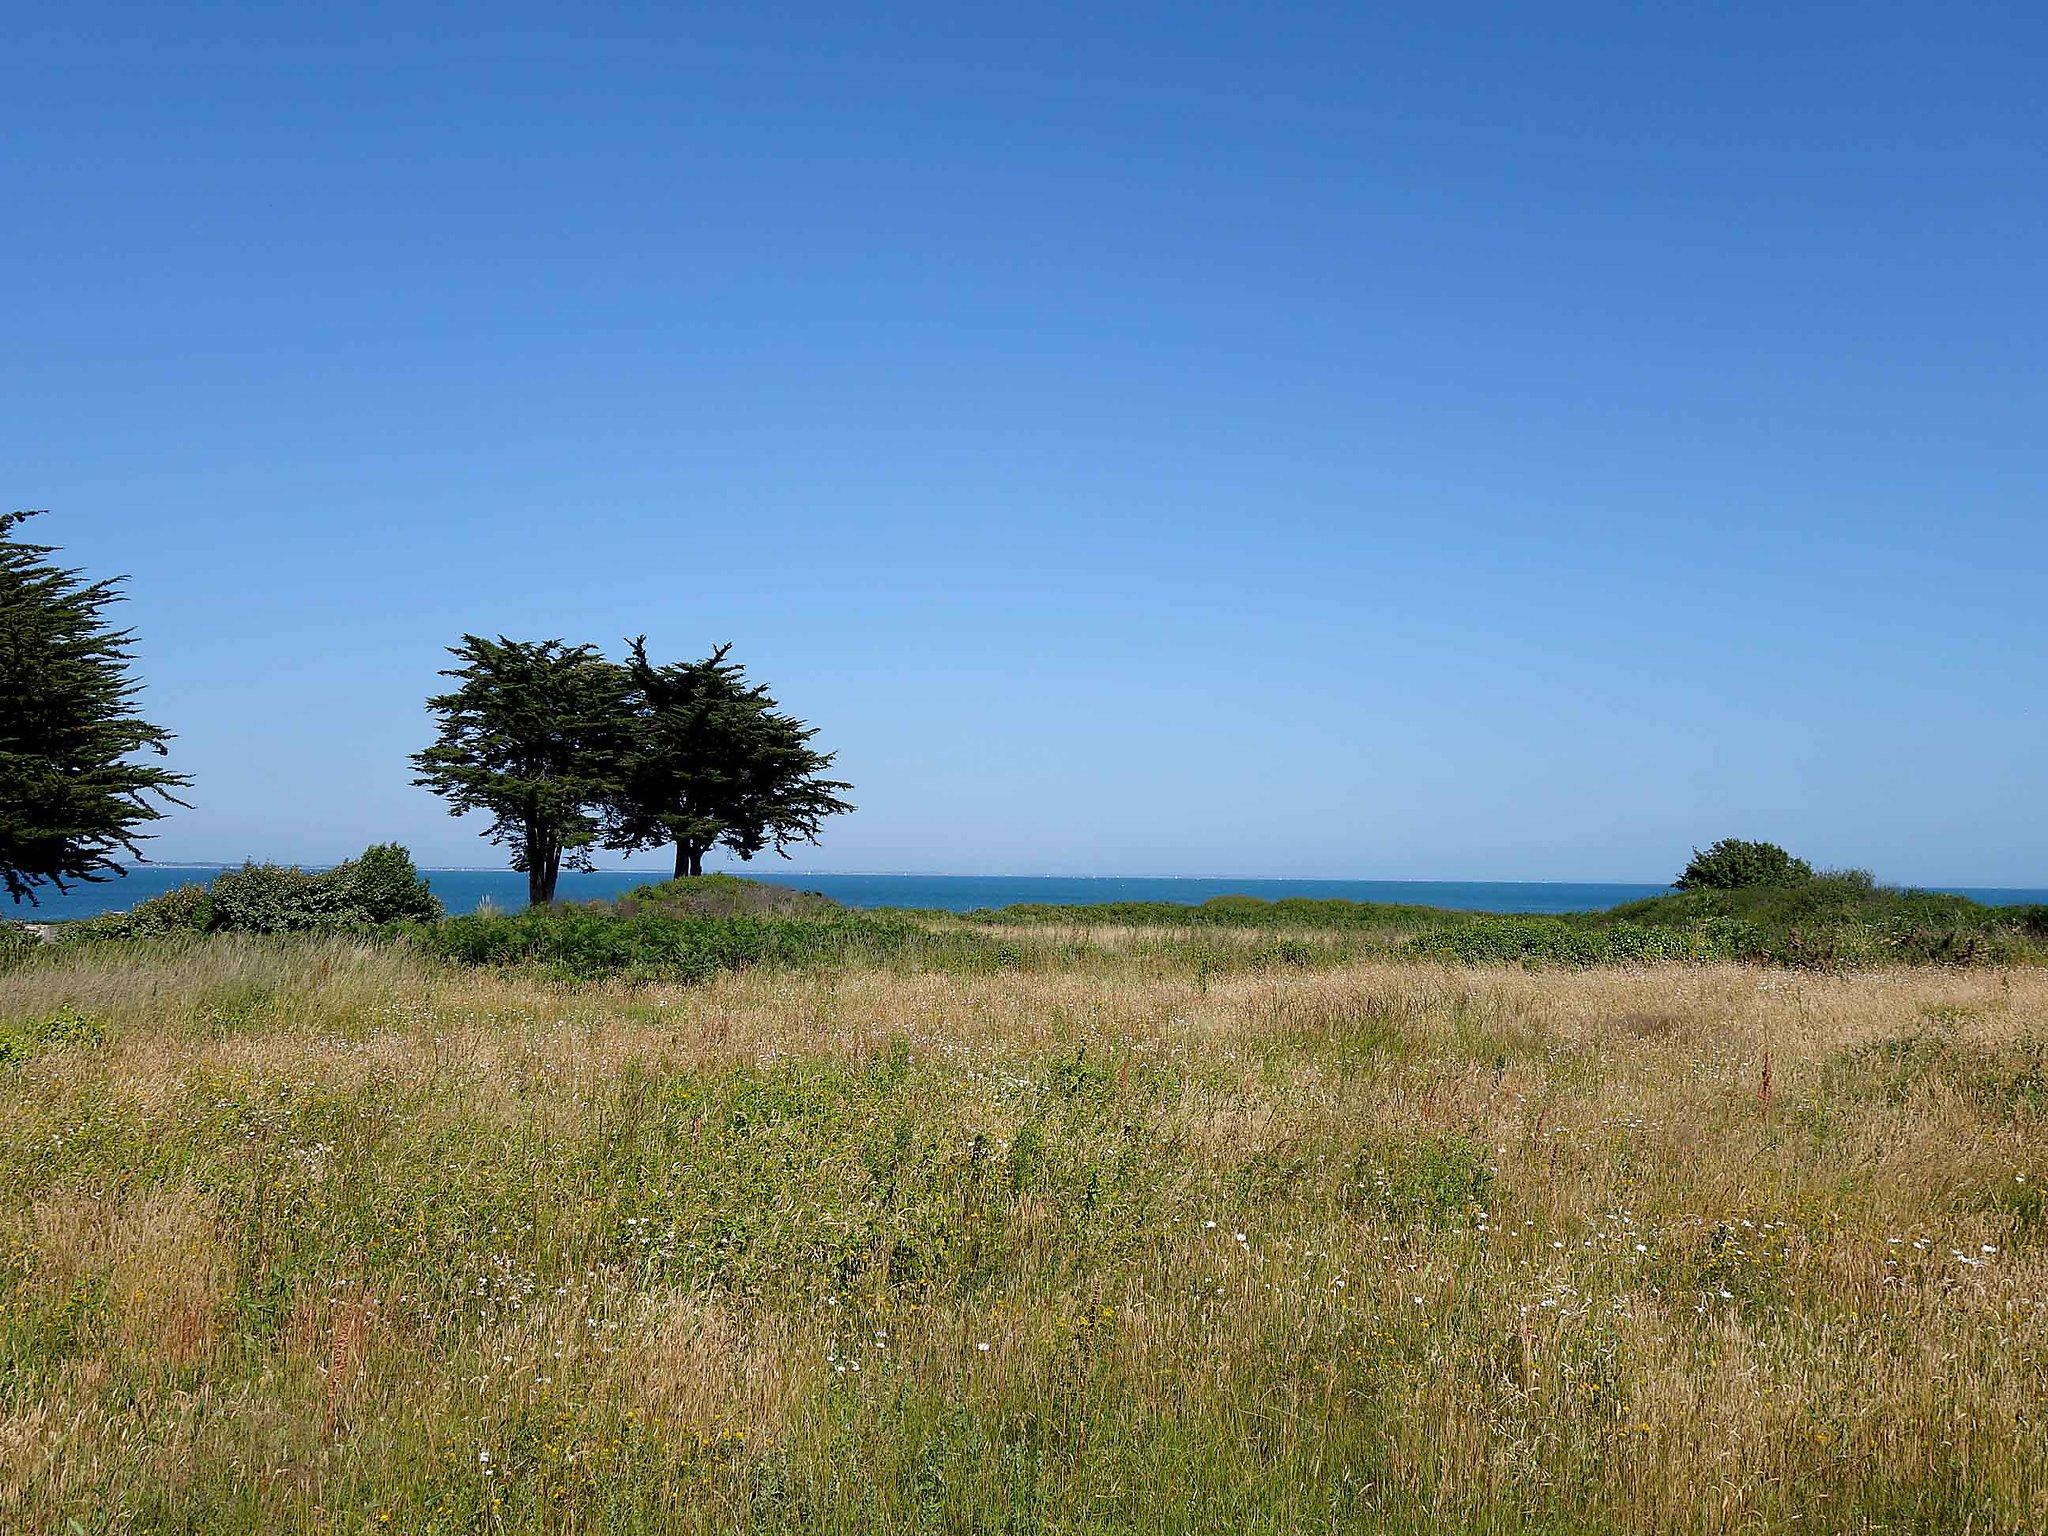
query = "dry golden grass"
xmin=0 ymin=936 xmax=2043 ymax=1532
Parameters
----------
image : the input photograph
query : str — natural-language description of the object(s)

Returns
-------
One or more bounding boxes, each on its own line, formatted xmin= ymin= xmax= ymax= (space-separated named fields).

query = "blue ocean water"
xmin=13 ymin=866 xmax=2048 ymax=921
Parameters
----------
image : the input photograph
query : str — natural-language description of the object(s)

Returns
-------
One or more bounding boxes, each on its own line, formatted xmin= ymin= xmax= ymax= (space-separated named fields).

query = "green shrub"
xmin=1675 ymin=838 xmax=1816 ymax=891
xmin=118 ymin=881 xmax=214 ymax=936
xmin=2009 ymin=905 xmax=2048 ymax=939
xmin=55 ymin=844 xmax=440 ymax=941
xmin=206 ymin=862 xmax=354 ymax=933
xmin=326 ymin=843 xmax=443 ymax=923
xmin=47 ymin=881 xmax=212 ymax=944
xmin=1409 ymin=919 xmax=1707 ymax=968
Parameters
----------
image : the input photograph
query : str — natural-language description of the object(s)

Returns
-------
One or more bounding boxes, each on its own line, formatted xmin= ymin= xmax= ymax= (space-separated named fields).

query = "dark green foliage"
xmin=1675 ymin=838 xmax=1815 ymax=891
xmin=416 ymin=879 xmax=1406 ymax=985
xmin=329 ymin=842 xmax=443 ymax=923
xmin=30 ymin=881 xmax=211 ymax=944
xmin=607 ymin=640 xmax=852 ymax=879
xmin=419 ymin=875 xmax=2048 ymax=979
xmin=410 ymin=635 xmax=851 ymax=894
xmin=1403 ymin=902 xmax=2035 ymax=969
xmin=617 ymin=872 xmax=843 ymax=920
xmin=419 ymin=906 xmax=936 ymax=983
xmin=1409 ymin=919 xmax=1713 ymax=967
xmin=1605 ymin=875 xmax=2035 ymax=966
xmin=415 ymin=876 xmax=1023 ymax=982
xmin=206 ymin=862 xmax=353 ymax=933
xmin=0 ymin=510 xmax=188 ymax=904
xmin=58 ymin=844 xmax=439 ymax=941
xmin=85 ymin=880 xmax=214 ymax=938
xmin=412 ymin=636 xmax=630 ymax=905
xmin=1612 ymin=871 xmax=1908 ymax=928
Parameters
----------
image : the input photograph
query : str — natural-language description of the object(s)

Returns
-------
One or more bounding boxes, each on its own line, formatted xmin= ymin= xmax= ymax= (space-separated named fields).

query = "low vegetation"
xmin=408 ymin=879 xmax=2048 ymax=989
xmin=46 ymin=845 xmax=441 ymax=945
xmin=2 ymin=925 xmax=2044 ymax=1532
xmin=6 ymin=847 xmax=2044 ymax=1529
xmin=969 ymin=875 xmax=2048 ymax=973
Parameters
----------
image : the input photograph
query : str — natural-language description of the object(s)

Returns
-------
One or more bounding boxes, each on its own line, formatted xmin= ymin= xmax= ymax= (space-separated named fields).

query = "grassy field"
xmin=2 ymin=921 xmax=2045 ymax=1532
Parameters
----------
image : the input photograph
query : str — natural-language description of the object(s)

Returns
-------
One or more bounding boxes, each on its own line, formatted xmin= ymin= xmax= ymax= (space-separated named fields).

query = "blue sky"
xmin=6 ymin=2 xmax=2044 ymax=883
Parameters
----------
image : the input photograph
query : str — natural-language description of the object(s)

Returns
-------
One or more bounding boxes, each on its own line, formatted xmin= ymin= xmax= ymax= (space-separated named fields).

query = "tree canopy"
xmin=412 ymin=635 xmax=852 ymax=896
xmin=410 ymin=636 xmax=630 ymax=905
xmin=1674 ymin=838 xmax=1816 ymax=892
xmin=608 ymin=638 xmax=853 ymax=878
xmin=0 ymin=510 xmax=188 ymax=904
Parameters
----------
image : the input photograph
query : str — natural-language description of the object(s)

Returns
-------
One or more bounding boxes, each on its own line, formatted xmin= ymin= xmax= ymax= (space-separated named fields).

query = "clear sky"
xmin=6 ymin=2 xmax=2044 ymax=884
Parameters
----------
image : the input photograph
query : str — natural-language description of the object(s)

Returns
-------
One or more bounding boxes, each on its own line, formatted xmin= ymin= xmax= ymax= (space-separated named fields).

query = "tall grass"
xmin=1 ymin=935 xmax=2044 ymax=1531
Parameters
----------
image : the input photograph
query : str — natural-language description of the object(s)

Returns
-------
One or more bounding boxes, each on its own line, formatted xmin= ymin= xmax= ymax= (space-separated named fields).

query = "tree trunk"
xmin=528 ymin=831 xmax=560 ymax=906
xmin=675 ymin=842 xmax=705 ymax=879
xmin=674 ymin=841 xmax=690 ymax=880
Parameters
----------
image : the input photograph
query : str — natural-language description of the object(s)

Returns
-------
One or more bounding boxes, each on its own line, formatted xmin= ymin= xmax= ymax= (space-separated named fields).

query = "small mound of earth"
xmin=610 ymin=874 xmax=844 ymax=920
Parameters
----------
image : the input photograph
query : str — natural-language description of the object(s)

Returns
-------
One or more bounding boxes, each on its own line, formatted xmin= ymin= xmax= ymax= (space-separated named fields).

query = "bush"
xmin=47 ymin=882 xmax=213 ymax=944
xmin=1357 ymin=1134 xmax=1495 ymax=1229
xmin=119 ymin=882 xmax=214 ymax=936
xmin=1675 ymin=839 xmax=1816 ymax=892
xmin=327 ymin=843 xmax=443 ymax=923
xmin=208 ymin=847 xmax=442 ymax=932
xmin=57 ymin=844 xmax=441 ymax=941
xmin=2009 ymin=905 xmax=2048 ymax=940
xmin=206 ymin=862 xmax=354 ymax=933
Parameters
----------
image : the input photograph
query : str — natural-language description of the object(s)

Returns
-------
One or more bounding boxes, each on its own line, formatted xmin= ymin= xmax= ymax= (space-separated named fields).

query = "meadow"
xmin=1 ymin=909 xmax=2044 ymax=1533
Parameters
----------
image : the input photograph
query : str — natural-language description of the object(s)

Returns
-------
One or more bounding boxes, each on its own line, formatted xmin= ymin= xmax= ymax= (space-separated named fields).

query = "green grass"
xmin=1 ymin=934 xmax=2044 ymax=1531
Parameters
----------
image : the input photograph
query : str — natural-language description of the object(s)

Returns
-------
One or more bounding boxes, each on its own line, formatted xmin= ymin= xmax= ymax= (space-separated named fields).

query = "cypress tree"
xmin=411 ymin=636 xmax=629 ymax=905
xmin=608 ymin=639 xmax=852 ymax=879
xmin=0 ymin=510 xmax=189 ymax=904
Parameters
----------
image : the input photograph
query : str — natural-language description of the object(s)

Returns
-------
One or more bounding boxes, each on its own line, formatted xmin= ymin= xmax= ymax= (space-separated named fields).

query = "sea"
xmin=14 ymin=866 xmax=2048 ymax=922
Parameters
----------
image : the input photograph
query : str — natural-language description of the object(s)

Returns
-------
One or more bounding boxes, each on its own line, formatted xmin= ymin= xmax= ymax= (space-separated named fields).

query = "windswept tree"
xmin=411 ymin=637 xmax=628 ymax=905
xmin=608 ymin=639 xmax=852 ymax=878
xmin=1 ymin=510 xmax=188 ymax=904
